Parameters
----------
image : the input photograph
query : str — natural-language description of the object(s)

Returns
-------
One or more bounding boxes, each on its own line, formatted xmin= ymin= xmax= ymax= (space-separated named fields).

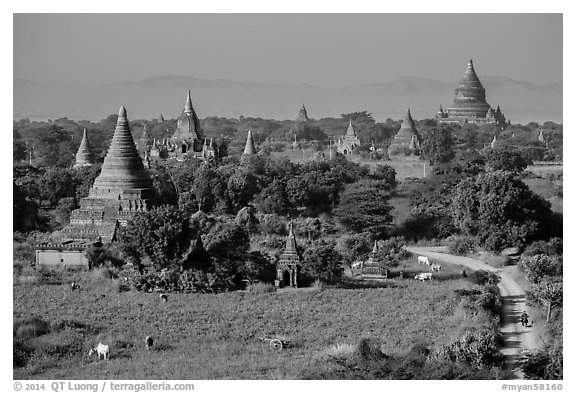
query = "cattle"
xmin=430 ymin=263 xmax=441 ymax=272
xmin=417 ymin=256 xmax=430 ymax=266
xmin=70 ymin=281 xmax=79 ymax=290
xmin=89 ymin=343 xmax=109 ymax=360
xmin=351 ymin=261 xmax=363 ymax=269
xmin=160 ymin=294 xmax=168 ymax=302
xmin=145 ymin=336 xmax=154 ymax=351
xmin=414 ymin=272 xmax=433 ymax=281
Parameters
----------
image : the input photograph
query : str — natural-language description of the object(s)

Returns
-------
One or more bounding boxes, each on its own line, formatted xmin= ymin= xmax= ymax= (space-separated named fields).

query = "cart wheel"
xmin=270 ymin=339 xmax=283 ymax=351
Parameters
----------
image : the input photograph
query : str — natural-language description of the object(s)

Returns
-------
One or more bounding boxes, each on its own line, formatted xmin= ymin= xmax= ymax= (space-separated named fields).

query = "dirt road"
xmin=406 ymin=246 xmax=543 ymax=379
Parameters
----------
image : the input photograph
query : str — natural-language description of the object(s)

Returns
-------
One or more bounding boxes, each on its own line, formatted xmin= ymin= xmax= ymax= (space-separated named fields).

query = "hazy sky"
xmin=13 ymin=14 xmax=562 ymax=86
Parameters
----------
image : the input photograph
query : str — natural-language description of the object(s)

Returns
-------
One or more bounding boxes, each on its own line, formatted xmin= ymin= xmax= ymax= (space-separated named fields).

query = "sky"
xmin=13 ymin=13 xmax=562 ymax=86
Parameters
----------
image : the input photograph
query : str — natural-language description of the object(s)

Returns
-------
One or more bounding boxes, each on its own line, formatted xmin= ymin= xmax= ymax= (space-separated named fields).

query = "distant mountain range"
xmin=13 ymin=74 xmax=562 ymax=124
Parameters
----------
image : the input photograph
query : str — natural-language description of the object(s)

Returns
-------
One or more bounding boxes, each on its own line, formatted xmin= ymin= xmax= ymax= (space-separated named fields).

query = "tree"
xmin=302 ymin=242 xmax=344 ymax=283
xmin=39 ymin=167 xmax=79 ymax=206
xmin=451 ymin=170 xmax=553 ymax=251
xmin=532 ymin=280 xmax=563 ymax=322
xmin=73 ymin=164 xmax=102 ymax=200
xmin=484 ymin=146 xmax=531 ymax=173
xmin=521 ymin=254 xmax=562 ymax=284
xmin=13 ymin=182 xmax=40 ymax=232
xmin=254 ymin=178 xmax=291 ymax=215
xmin=117 ymin=206 xmax=193 ymax=270
xmin=235 ymin=206 xmax=260 ymax=234
xmin=332 ymin=180 xmax=393 ymax=237
xmin=421 ymin=126 xmax=455 ymax=165
xmin=335 ymin=233 xmax=372 ymax=266
xmin=242 ymin=251 xmax=276 ymax=283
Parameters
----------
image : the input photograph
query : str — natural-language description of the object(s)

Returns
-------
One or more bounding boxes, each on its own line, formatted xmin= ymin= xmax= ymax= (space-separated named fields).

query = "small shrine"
xmin=275 ymin=223 xmax=302 ymax=287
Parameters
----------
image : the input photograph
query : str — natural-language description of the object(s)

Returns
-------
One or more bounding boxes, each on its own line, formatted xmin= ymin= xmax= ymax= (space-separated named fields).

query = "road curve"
xmin=406 ymin=246 xmax=542 ymax=379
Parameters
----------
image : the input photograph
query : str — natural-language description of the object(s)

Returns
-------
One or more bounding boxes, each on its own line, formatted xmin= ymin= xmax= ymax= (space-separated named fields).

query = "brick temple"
xmin=36 ymin=106 xmax=153 ymax=268
xmin=437 ymin=59 xmax=507 ymax=125
xmin=388 ymin=109 xmax=421 ymax=157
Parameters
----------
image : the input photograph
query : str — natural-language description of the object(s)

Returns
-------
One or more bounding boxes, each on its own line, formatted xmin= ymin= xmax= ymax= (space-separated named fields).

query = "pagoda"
xmin=242 ymin=130 xmax=257 ymax=156
xmin=388 ymin=109 xmax=421 ymax=156
xmin=336 ymin=120 xmax=361 ymax=154
xmin=275 ymin=223 xmax=302 ymax=287
xmin=297 ymin=104 xmax=309 ymax=122
xmin=137 ymin=124 xmax=152 ymax=156
xmin=73 ymin=129 xmax=96 ymax=168
xmin=37 ymin=106 xmax=153 ymax=269
xmin=438 ymin=59 xmax=506 ymax=125
xmin=361 ymin=241 xmax=386 ymax=277
xmin=170 ymin=91 xmax=204 ymax=157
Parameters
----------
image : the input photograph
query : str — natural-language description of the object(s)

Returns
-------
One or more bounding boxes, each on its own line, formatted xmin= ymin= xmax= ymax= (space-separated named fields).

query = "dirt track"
xmin=406 ymin=246 xmax=543 ymax=379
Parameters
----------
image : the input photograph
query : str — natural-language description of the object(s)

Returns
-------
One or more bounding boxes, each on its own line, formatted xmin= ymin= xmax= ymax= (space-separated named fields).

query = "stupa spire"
xmin=242 ymin=130 xmax=257 ymax=155
xmin=184 ymin=90 xmax=193 ymax=114
xmin=346 ymin=119 xmax=356 ymax=136
xmin=91 ymin=106 xmax=151 ymax=195
xmin=74 ymin=128 xmax=96 ymax=167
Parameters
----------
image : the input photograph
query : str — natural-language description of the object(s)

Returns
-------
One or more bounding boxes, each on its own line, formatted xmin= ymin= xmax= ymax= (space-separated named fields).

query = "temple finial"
xmin=184 ymin=90 xmax=193 ymax=114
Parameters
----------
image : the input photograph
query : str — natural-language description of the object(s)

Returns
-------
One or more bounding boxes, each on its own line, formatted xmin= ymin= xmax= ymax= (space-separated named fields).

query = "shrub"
xmin=247 ymin=282 xmax=276 ymax=294
xmin=14 ymin=317 xmax=50 ymax=339
xmin=322 ymin=343 xmax=355 ymax=360
xmin=447 ymin=235 xmax=477 ymax=255
xmin=519 ymin=345 xmax=563 ymax=380
xmin=434 ymin=330 xmax=504 ymax=369
xmin=375 ymin=237 xmax=411 ymax=268
xmin=467 ymin=270 xmax=500 ymax=286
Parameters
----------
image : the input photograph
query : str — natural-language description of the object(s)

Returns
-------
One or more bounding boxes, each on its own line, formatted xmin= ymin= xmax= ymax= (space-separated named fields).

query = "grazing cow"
xmin=351 ymin=261 xmax=363 ymax=269
xmin=145 ymin=336 xmax=154 ymax=351
xmin=70 ymin=281 xmax=79 ymax=290
xmin=89 ymin=343 xmax=109 ymax=360
xmin=430 ymin=263 xmax=441 ymax=272
xmin=414 ymin=272 xmax=433 ymax=281
xmin=160 ymin=294 xmax=168 ymax=302
xmin=417 ymin=256 xmax=429 ymax=266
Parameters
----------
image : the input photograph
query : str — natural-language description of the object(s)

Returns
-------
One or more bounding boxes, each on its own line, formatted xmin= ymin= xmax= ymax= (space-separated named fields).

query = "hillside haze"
xmin=13 ymin=75 xmax=562 ymax=124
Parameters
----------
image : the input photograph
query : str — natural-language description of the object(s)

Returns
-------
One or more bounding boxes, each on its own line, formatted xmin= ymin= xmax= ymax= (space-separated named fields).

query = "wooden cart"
xmin=257 ymin=336 xmax=292 ymax=351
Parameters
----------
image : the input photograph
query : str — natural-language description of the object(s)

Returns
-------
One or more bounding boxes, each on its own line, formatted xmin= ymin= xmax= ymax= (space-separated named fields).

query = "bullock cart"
xmin=257 ymin=336 xmax=293 ymax=351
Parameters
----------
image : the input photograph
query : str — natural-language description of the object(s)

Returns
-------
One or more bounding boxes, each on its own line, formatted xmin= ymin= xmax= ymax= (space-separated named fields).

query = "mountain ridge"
xmin=14 ymin=75 xmax=562 ymax=124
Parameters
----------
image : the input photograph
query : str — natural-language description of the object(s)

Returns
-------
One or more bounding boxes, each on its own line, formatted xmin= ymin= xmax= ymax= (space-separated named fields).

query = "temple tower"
xmin=137 ymin=124 xmax=152 ymax=156
xmin=74 ymin=128 xmax=96 ymax=168
xmin=388 ymin=109 xmax=421 ymax=156
xmin=173 ymin=91 xmax=203 ymax=154
xmin=242 ymin=130 xmax=257 ymax=156
xmin=336 ymin=119 xmax=361 ymax=154
xmin=439 ymin=60 xmax=506 ymax=125
xmin=67 ymin=106 xmax=152 ymax=239
xmin=37 ymin=106 xmax=154 ymax=268
xmin=276 ymin=223 xmax=302 ymax=287
xmin=90 ymin=106 xmax=152 ymax=199
xmin=297 ymin=104 xmax=309 ymax=122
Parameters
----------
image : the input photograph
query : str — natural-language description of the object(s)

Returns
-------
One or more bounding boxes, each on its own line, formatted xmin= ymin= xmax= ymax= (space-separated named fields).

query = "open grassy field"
xmin=14 ymin=270 xmax=480 ymax=380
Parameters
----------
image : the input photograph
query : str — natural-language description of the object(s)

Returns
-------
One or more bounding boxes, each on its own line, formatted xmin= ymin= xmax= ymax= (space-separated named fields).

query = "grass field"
xmin=14 ymin=268 xmax=480 ymax=380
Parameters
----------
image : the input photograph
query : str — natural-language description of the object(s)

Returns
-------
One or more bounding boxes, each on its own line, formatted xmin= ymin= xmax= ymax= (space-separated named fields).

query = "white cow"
xmin=430 ymin=263 xmax=441 ymax=272
xmin=417 ymin=256 xmax=430 ymax=266
xmin=414 ymin=272 xmax=433 ymax=281
xmin=351 ymin=261 xmax=363 ymax=269
xmin=89 ymin=343 xmax=109 ymax=360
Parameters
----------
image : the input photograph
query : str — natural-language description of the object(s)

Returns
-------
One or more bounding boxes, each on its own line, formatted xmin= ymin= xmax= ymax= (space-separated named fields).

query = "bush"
xmin=375 ymin=237 xmax=411 ymax=268
xmin=447 ymin=236 xmax=477 ymax=255
xmin=467 ymin=270 xmax=500 ymax=286
xmin=14 ymin=317 xmax=50 ymax=339
xmin=247 ymin=282 xmax=276 ymax=294
xmin=434 ymin=330 xmax=504 ymax=369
